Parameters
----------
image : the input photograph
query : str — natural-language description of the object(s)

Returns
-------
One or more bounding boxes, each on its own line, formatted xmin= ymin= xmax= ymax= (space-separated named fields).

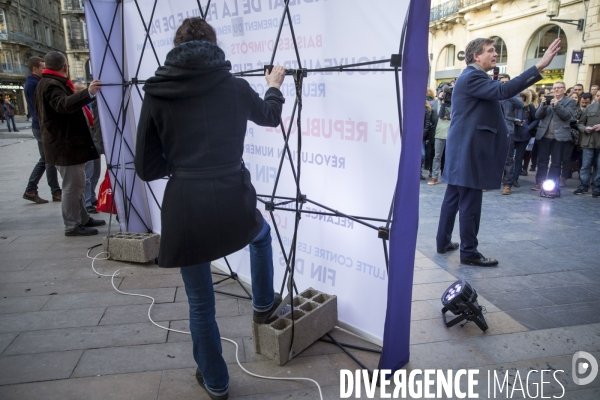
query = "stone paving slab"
xmin=0 ymin=259 xmax=31 ymax=272
xmin=0 ymin=295 xmax=50 ymax=314
xmin=41 ymin=287 xmax=176 ymax=310
xmin=170 ymin=315 xmax=254 ymax=339
xmin=0 ymin=371 xmax=162 ymax=400
xmin=72 ymin=339 xmax=244 ymax=378
xmin=0 ymin=350 xmax=83 ymax=385
xmin=534 ymin=301 xmax=600 ymax=327
xmin=3 ymin=322 xmax=169 ymax=356
xmin=413 ymin=268 xmax=457 ymax=285
xmin=1 ymin=265 xmax=114 ymax=284
xmin=534 ymin=285 xmax=599 ymax=305
xmin=0 ymin=307 xmax=106 ymax=333
xmin=0 ymin=276 xmax=124 ymax=297
xmin=0 ymin=332 xmax=17 ymax=354
xmin=99 ymin=302 xmax=190 ymax=326
xmin=506 ymin=308 xmax=559 ymax=330
xmin=469 ymin=324 xmax=600 ymax=364
xmin=221 ymin=355 xmax=339 ymax=398
xmin=118 ymin=274 xmax=185 ymax=290
xmin=406 ymin=339 xmax=495 ymax=370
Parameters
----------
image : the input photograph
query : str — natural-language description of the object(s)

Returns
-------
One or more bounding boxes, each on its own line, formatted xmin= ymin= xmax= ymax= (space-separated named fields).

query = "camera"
xmin=441 ymin=84 xmax=453 ymax=106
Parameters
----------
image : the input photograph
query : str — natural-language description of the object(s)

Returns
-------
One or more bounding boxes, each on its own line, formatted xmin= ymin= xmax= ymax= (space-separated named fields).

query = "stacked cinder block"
xmin=252 ymin=287 xmax=337 ymax=365
xmin=102 ymin=233 xmax=160 ymax=263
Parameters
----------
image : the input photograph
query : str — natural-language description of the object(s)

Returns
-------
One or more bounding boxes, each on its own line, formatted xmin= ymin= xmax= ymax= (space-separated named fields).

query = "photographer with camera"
xmin=428 ymin=88 xmax=452 ymax=185
xmin=436 ymin=37 xmax=561 ymax=267
xmin=532 ymin=81 xmax=577 ymax=191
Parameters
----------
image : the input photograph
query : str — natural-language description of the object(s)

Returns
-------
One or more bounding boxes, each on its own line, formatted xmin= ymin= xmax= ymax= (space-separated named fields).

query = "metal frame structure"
xmin=86 ymin=0 xmax=409 ymax=374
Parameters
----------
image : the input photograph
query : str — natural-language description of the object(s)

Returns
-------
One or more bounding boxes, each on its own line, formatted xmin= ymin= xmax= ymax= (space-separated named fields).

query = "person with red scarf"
xmin=34 ymin=51 xmax=106 ymax=236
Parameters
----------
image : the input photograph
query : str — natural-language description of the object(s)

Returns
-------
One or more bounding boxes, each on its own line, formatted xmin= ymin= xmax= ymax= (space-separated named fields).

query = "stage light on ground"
xmin=542 ymin=180 xmax=556 ymax=191
xmin=540 ymin=179 xmax=561 ymax=198
xmin=441 ymin=279 xmax=488 ymax=332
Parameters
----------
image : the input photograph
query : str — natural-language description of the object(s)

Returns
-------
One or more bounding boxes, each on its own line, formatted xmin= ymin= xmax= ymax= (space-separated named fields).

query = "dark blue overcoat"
xmin=442 ymin=66 xmax=541 ymax=190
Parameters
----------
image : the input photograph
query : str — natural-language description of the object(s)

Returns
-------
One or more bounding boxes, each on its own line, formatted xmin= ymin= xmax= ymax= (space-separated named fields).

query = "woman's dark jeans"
xmin=179 ymin=220 xmax=274 ymax=396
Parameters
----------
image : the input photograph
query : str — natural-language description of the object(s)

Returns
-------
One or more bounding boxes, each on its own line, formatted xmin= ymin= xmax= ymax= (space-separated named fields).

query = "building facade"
xmin=0 ymin=0 xmax=65 ymax=115
xmin=62 ymin=0 xmax=91 ymax=84
xmin=429 ymin=0 xmax=600 ymax=92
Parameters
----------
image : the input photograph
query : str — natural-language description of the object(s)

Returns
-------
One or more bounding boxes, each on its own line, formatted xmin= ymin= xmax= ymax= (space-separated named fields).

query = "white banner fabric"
xmin=107 ymin=0 xmax=408 ymax=343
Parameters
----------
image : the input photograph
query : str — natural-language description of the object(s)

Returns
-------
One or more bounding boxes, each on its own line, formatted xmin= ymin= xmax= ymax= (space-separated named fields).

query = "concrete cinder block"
xmin=102 ymin=233 xmax=160 ymax=263
xmin=252 ymin=287 xmax=337 ymax=365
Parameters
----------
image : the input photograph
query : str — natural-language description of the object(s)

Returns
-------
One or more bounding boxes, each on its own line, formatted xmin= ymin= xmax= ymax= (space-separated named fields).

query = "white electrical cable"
xmin=87 ymin=249 xmax=324 ymax=400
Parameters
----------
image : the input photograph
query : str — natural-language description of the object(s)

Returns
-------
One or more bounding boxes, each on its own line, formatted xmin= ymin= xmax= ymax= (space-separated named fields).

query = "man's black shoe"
xmin=437 ymin=242 xmax=459 ymax=254
xmin=593 ymin=191 xmax=600 ymax=198
xmin=529 ymin=166 xmax=536 ymax=171
xmin=513 ymin=180 xmax=520 ymax=188
xmin=14 ymin=129 xmax=19 ymax=132
xmin=253 ymin=293 xmax=283 ymax=324
xmin=84 ymin=217 xmax=106 ymax=227
xmin=86 ymin=205 xmax=98 ymax=214
xmin=195 ymin=368 xmax=228 ymax=400
xmin=573 ymin=188 xmax=588 ymax=195
xmin=65 ymin=224 xmax=98 ymax=236
xmin=460 ymin=253 xmax=498 ymax=267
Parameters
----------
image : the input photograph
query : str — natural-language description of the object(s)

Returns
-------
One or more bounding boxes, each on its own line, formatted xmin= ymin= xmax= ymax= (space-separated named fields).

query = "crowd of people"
xmin=424 ymin=79 xmax=600 ymax=197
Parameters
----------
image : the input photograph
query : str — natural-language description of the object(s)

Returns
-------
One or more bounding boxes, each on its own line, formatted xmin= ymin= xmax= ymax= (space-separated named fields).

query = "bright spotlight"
xmin=542 ymin=180 xmax=556 ymax=191
xmin=540 ymin=179 xmax=561 ymax=198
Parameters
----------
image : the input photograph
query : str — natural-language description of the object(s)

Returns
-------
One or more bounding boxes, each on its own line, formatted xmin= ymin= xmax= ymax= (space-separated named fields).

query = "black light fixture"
xmin=441 ymin=280 xmax=488 ymax=332
xmin=540 ymin=179 xmax=561 ymax=198
xmin=547 ymin=0 xmax=585 ymax=31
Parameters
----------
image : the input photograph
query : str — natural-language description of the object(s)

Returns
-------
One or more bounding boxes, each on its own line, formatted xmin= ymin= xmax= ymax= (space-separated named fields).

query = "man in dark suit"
xmin=436 ymin=37 xmax=561 ymax=267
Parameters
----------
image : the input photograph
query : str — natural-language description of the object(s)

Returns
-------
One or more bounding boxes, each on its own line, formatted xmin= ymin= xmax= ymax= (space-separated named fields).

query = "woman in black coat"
xmin=134 ymin=18 xmax=286 ymax=400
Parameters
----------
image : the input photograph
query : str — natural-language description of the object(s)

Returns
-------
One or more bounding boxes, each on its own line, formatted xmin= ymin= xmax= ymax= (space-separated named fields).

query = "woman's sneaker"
xmin=195 ymin=369 xmax=228 ymax=400
xmin=253 ymin=293 xmax=283 ymax=324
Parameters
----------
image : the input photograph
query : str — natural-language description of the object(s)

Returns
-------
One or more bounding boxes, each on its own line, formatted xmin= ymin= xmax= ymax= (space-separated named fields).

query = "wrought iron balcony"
xmin=0 ymin=63 xmax=30 ymax=75
xmin=0 ymin=31 xmax=35 ymax=46
xmin=63 ymin=1 xmax=85 ymax=12
xmin=430 ymin=0 xmax=460 ymax=22
xmin=68 ymin=38 xmax=89 ymax=50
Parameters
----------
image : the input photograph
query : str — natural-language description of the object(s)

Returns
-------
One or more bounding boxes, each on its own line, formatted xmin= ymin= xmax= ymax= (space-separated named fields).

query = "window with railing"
xmin=430 ymin=0 xmax=460 ymax=22
xmin=64 ymin=0 xmax=85 ymax=12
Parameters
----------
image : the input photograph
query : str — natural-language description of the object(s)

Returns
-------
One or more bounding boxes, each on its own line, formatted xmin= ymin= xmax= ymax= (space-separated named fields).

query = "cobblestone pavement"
xmin=0 ymin=124 xmax=598 ymax=399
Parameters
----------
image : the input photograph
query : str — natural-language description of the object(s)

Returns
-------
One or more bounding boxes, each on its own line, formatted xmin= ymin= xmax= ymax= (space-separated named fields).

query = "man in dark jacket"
xmin=575 ymin=100 xmax=600 ymax=196
xmin=35 ymin=51 xmax=106 ymax=236
xmin=436 ymin=37 xmax=561 ymax=267
xmin=499 ymin=74 xmax=524 ymax=195
xmin=3 ymin=98 xmax=18 ymax=132
xmin=23 ymin=56 xmax=62 ymax=204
